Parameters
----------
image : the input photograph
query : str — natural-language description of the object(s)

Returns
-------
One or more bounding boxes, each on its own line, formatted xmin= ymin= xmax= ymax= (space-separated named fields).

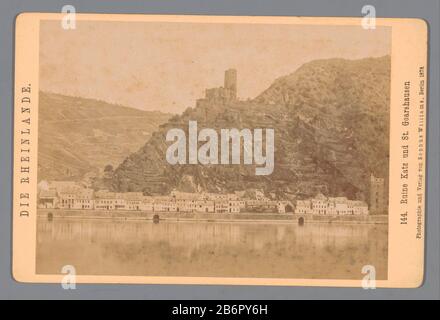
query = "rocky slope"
xmin=109 ymin=56 xmax=390 ymax=201
xmin=38 ymin=92 xmax=171 ymax=182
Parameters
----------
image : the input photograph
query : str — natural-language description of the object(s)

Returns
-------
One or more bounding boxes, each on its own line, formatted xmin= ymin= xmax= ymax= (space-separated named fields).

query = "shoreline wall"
xmin=38 ymin=209 xmax=388 ymax=224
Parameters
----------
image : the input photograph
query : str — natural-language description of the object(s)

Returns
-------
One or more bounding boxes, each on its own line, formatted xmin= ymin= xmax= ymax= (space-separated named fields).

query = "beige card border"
xmin=12 ymin=13 xmax=427 ymax=288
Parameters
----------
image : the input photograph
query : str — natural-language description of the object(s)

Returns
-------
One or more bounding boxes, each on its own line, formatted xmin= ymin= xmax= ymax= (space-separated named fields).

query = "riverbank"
xmin=37 ymin=209 xmax=388 ymax=224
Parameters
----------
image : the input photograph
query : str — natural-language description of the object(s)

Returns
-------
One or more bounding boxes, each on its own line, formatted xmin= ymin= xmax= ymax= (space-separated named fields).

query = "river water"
xmin=36 ymin=218 xmax=388 ymax=279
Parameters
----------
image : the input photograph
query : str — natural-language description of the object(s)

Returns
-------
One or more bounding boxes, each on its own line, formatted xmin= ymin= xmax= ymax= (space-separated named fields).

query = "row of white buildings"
xmin=38 ymin=181 xmax=369 ymax=216
xmin=37 ymin=181 xmax=292 ymax=214
xmin=294 ymin=193 xmax=369 ymax=216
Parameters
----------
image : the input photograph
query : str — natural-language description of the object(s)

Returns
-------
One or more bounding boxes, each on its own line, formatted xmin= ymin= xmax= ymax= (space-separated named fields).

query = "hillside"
xmin=38 ymin=92 xmax=171 ymax=182
xmin=109 ymin=56 xmax=390 ymax=201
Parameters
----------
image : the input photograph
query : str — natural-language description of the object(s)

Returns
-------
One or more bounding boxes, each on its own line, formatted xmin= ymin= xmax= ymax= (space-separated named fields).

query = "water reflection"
xmin=37 ymin=218 xmax=387 ymax=279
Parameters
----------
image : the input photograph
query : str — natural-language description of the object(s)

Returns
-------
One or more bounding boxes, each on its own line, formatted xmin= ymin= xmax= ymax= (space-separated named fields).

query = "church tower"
xmin=369 ymin=173 xmax=386 ymax=214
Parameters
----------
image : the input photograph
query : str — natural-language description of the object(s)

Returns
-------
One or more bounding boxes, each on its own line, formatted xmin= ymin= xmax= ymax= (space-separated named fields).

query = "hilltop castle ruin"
xmin=197 ymin=69 xmax=238 ymax=107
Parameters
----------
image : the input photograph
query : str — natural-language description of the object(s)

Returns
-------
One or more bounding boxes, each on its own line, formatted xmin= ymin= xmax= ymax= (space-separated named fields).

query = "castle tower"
xmin=369 ymin=174 xmax=386 ymax=214
xmin=224 ymin=69 xmax=237 ymax=100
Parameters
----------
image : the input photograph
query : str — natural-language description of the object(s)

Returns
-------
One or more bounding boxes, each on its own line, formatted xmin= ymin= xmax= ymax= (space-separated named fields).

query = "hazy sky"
xmin=40 ymin=21 xmax=390 ymax=114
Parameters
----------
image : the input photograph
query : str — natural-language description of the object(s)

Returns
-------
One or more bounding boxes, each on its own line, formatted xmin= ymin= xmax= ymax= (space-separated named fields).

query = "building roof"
xmin=171 ymin=191 xmax=201 ymax=200
xmin=58 ymin=186 xmax=83 ymax=195
xmin=39 ymin=189 xmax=57 ymax=198
xmin=123 ymin=192 xmax=144 ymax=200
xmin=314 ymin=193 xmax=327 ymax=200
xmin=76 ymin=189 xmax=94 ymax=199
xmin=95 ymin=190 xmax=116 ymax=199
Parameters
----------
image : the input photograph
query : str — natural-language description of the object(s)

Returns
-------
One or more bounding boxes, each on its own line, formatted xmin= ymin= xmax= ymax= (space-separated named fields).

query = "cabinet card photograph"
xmin=13 ymin=14 xmax=427 ymax=287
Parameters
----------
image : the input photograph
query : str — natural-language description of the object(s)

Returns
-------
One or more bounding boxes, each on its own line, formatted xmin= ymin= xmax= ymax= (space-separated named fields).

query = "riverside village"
xmin=36 ymin=69 xmax=388 ymax=223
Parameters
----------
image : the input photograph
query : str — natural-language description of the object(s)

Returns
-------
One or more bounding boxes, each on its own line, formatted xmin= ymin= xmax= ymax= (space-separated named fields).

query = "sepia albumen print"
xmin=34 ymin=19 xmax=393 ymax=280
